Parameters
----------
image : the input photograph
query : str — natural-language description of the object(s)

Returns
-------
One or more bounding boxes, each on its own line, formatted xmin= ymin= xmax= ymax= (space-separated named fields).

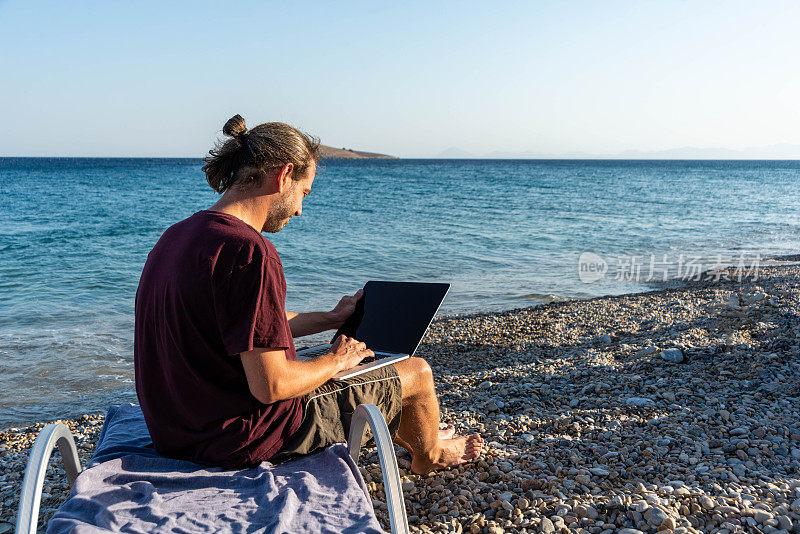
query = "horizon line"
xmin=3 ymin=155 xmax=800 ymax=161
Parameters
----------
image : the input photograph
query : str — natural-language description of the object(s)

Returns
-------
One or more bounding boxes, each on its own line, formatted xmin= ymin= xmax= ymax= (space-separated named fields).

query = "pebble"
xmin=574 ymin=503 xmax=598 ymax=519
xmin=539 ymin=517 xmax=555 ymax=533
xmin=644 ymin=507 xmax=670 ymax=528
xmin=635 ymin=344 xmax=658 ymax=356
xmin=659 ymin=348 xmax=684 ymax=363
xmin=752 ymin=509 xmax=774 ymax=524
xmin=699 ymin=496 xmax=716 ymax=510
xmin=777 ymin=515 xmax=793 ymax=530
xmin=625 ymin=397 xmax=656 ymax=407
xmin=660 ymin=517 xmax=676 ymax=530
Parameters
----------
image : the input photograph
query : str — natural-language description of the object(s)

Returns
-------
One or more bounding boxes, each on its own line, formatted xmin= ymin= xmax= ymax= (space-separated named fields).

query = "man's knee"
xmin=396 ymin=357 xmax=434 ymax=398
xmin=410 ymin=356 xmax=433 ymax=382
xmin=405 ymin=356 xmax=433 ymax=381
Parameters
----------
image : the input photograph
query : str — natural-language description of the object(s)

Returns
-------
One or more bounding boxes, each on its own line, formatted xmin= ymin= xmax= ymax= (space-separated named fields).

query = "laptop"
xmin=296 ymin=281 xmax=450 ymax=380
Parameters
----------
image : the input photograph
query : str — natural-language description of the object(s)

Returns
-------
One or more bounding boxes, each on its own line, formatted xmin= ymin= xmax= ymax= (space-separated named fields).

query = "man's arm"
xmin=240 ymin=335 xmax=373 ymax=404
xmin=285 ymin=289 xmax=363 ymax=338
xmin=284 ymin=310 xmax=338 ymax=338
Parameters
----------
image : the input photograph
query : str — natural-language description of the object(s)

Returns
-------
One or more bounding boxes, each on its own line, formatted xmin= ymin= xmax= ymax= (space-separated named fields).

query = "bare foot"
xmin=411 ymin=434 xmax=483 ymax=475
xmin=438 ymin=424 xmax=455 ymax=440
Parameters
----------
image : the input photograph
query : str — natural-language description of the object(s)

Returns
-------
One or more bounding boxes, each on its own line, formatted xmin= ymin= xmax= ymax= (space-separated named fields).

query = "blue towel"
xmin=47 ymin=404 xmax=385 ymax=533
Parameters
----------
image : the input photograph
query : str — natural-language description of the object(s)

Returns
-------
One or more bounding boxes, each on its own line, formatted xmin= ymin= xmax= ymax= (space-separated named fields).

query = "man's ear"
xmin=275 ymin=163 xmax=294 ymax=193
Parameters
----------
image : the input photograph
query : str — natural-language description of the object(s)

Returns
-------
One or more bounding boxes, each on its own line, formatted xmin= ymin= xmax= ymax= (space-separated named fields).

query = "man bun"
xmin=222 ymin=114 xmax=247 ymax=138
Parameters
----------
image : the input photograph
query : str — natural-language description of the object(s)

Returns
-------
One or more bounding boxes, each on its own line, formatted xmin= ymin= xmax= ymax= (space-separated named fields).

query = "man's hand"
xmin=285 ymin=289 xmax=364 ymax=337
xmin=329 ymin=334 xmax=373 ymax=371
xmin=328 ymin=288 xmax=364 ymax=329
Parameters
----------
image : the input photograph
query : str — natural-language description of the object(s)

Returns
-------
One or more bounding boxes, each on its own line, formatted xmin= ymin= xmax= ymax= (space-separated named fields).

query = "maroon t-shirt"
xmin=134 ymin=210 xmax=303 ymax=468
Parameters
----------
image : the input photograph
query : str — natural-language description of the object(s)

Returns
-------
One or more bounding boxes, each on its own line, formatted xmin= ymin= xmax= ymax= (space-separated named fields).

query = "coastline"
xmin=2 ymin=264 xmax=799 ymax=532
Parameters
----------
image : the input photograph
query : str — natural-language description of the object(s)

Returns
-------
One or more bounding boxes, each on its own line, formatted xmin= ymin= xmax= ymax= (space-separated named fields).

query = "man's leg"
xmin=394 ymin=426 xmax=455 ymax=452
xmin=392 ymin=357 xmax=483 ymax=474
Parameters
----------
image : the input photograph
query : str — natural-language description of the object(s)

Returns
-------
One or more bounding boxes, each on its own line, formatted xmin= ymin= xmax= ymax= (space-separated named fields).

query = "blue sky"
xmin=1 ymin=1 xmax=799 ymax=157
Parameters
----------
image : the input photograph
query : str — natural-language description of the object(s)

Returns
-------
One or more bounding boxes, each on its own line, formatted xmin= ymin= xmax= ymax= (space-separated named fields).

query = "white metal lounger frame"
xmin=16 ymin=423 xmax=82 ymax=534
xmin=16 ymin=403 xmax=409 ymax=534
xmin=348 ymin=403 xmax=410 ymax=534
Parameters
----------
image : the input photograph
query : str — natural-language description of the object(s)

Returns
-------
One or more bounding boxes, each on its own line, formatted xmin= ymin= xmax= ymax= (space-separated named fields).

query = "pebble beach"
xmin=2 ymin=264 xmax=799 ymax=533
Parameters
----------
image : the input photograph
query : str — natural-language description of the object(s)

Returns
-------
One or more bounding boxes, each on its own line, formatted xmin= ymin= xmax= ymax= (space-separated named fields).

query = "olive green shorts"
xmin=271 ymin=364 xmax=402 ymax=464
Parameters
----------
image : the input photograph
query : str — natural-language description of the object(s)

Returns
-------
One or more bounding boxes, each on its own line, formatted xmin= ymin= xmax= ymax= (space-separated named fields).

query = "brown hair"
xmin=202 ymin=114 xmax=320 ymax=193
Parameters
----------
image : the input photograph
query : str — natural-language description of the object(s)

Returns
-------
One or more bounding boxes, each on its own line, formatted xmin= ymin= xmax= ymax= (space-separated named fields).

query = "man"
xmin=134 ymin=115 xmax=482 ymax=474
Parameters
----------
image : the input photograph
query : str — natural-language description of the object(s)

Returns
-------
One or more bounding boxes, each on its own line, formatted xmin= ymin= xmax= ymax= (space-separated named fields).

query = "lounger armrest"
xmin=348 ymin=404 xmax=409 ymax=534
xmin=16 ymin=423 xmax=83 ymax=534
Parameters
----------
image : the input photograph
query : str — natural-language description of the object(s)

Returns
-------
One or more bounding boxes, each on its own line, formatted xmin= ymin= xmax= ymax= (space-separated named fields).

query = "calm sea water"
xmin=1 ymin=158 xmax=799 ymax=426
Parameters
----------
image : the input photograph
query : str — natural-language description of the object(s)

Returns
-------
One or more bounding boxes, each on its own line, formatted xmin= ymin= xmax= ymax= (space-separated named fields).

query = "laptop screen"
xmin=333 ymin=281 xmax=450 ymax=355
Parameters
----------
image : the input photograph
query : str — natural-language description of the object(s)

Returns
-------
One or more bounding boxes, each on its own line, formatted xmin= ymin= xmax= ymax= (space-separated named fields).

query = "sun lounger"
xmin=16 ymin=403 xmax=409 ymax=533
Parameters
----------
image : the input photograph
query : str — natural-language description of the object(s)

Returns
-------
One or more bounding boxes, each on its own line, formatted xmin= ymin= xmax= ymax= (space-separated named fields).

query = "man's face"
xmin=262 ymin=161 xmax=316 ymax=233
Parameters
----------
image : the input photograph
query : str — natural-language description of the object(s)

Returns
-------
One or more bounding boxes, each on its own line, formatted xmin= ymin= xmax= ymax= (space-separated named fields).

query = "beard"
xmin=262 ymin=191 xmax=297 ymax=233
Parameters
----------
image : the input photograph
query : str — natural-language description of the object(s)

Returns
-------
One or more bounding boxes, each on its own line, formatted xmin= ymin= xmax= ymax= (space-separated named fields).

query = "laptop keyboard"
xmin=299 ymin=345 xmax=379 ymax=365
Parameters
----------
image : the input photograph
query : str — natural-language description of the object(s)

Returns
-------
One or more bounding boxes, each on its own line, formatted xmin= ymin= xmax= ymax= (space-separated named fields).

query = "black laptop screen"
xmin=333 ymin=281 xmax=450 ymax=355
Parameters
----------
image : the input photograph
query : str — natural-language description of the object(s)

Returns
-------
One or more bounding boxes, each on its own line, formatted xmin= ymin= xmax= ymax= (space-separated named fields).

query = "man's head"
xmin=202 ymin=114 xmax=320 ymax=232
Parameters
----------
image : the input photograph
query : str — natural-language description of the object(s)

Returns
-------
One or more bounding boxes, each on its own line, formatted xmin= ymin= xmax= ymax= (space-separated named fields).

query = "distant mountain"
xmin=618 ymin=143 xmax=800 ymax=159
xmin=433 ymin=143 xmax=800 ymax=159
xmin=319 ymin=145 xmax=396 ymax=159
xmin=618 ymin=147 xmax=742 ymax=158
xmin=485 ymin=149 xmax=547 ymax=159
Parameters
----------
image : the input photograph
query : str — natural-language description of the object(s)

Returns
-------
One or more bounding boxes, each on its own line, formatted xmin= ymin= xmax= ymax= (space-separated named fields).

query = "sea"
xmin=1 ymin=158 xmax=799 ymax=427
